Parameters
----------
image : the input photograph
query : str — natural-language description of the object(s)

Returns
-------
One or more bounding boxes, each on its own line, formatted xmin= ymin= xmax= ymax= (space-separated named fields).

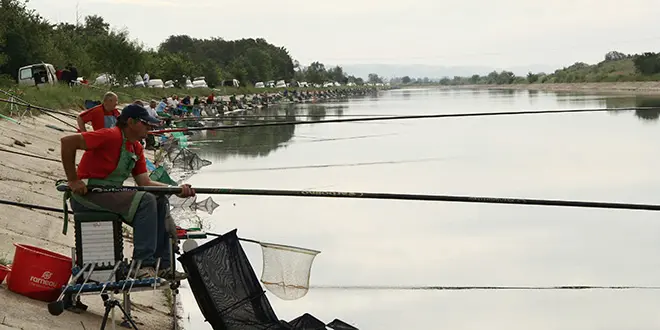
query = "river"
xmin=174 ymin=88 xmax=660 ymax=329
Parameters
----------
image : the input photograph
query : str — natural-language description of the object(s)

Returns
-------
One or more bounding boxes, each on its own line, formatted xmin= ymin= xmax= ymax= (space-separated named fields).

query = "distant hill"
xmin=339 ymin=63 xmax=561 ymax=80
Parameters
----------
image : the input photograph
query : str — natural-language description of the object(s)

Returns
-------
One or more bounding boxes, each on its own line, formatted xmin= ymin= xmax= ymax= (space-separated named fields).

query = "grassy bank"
xmin=0 ymin=83 xmax=383 ymax=115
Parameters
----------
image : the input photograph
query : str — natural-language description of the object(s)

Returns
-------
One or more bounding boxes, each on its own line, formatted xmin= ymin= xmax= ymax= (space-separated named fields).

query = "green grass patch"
xmin=0 ymin=254 xmax=12 ymax=266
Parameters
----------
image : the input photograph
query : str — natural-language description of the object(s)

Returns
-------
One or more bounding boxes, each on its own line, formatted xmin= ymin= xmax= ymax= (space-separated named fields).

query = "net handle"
xmin=206 ymin=233 xmax=321 ymax=254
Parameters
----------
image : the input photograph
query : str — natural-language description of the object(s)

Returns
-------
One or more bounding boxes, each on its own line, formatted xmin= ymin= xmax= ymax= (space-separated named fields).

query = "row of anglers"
xmin=153 ymin=87 xmax=383 ymax=118
xmin=79 ymin=86 xmax=383 ymax=147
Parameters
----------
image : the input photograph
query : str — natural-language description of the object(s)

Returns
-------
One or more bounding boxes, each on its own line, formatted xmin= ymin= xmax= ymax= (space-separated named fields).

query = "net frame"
xmin=258 ymin=241 xmax=321 ymax=300
xmin=194 ymin=196 xmax=221 ymax=215
xmin=170 ymin=148 xmax=213 ymax=171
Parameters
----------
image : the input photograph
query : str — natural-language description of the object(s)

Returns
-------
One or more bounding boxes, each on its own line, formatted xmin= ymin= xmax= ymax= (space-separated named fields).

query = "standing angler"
xmin=61 ymin=104 xmax=193 ymax=279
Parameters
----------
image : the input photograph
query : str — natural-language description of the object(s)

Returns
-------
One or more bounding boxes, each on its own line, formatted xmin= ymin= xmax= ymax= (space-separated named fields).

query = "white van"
xmin=221 ymin=79 xmax=240 ymax=88
xmin=192 ymin=77 xmax=208 ymax=88
xmin=275 ymin=80 xmax=287 ymax=88
xmin=18 ymin=63 xmax=58 ymax=87
xmin=147 ymin=79 xmax=165 ymax=88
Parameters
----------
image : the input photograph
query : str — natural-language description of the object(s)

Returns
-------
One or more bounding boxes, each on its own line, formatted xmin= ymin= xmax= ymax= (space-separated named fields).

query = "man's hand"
xmin=177 ymin=184 xmax=195 ymax=198
xmin=69 ymin=180 xmax=87 ymax=195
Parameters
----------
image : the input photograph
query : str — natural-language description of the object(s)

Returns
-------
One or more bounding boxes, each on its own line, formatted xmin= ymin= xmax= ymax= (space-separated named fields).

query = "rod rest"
xmin=60 ymin=278 xmax=166 ymax=294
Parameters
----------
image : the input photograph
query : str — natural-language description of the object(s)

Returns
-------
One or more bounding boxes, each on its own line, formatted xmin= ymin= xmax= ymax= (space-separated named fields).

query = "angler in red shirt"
xmin=77 ymin=91 xmax=120 ymax=131
xmin=61 ymin=104 xmax=194 ymax=280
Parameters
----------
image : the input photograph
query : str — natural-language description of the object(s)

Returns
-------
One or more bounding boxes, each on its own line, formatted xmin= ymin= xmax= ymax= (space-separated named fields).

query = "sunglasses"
xmin=137 ymin=118 xmax=159 ymax=128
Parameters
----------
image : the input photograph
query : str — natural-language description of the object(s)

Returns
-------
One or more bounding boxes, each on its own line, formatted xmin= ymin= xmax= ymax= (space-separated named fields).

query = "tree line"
xmin=292 ymin=62 xmax=385 ymax=85
xmin=389 ymin=50 xmax=660 ymax=86
xmin=0 ymin=0 xmax=383 ymax=89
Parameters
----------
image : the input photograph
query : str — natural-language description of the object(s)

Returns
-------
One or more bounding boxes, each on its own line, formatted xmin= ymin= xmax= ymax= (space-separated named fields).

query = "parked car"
xmin=192 ymin=77 xmax=208 ymax=88
xmin=147 ymin=79 xmax=165 ymax=88
xmin=221 ymin=79 xmax=240 ymax=88
xmin=17 ymin=63 xmax=58 ymax=87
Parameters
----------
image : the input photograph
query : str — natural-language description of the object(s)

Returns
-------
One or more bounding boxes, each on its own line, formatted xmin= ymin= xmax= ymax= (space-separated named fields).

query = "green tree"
xmin=526 ymin=72 xmax=539 ymax=83
xmin=368 ymin=73 xmax=382 ymax=84
xmin=633 ymin=52 xmax=660 ymax=75
xmin=0 ymin=0 xmax=52 ymax=80
xmin=304 ymin=62 xmax=327 ymax=84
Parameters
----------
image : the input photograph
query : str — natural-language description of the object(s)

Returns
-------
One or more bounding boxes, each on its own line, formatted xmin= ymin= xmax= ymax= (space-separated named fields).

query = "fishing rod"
xmin=181 ymin=227 xmax=660 ymax=292
xmin=173 ymin=113 xmax=397 ymax=121
xmin=0 ymin=97 xmax=80 ymax=131
xmin=0 ymin=95 xmax=77 ymax=119
xmin=0 ymin=198 xmax=70 ymax=213
xmin=149 ymin=106 xmax=658 ymax=134
xmin=309 ymin=285 xmax=660 ymax=291
xmin=210 ymin=157 xmax=450 ymax=174
xmin=0 ymin=147 xmax=60 ymax=163
xmin=56 ymin=185 xmax=660 ymax=212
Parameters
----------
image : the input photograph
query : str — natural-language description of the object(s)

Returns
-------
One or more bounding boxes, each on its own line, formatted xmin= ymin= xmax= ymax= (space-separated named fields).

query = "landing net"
xmin=149 ymin=166 xmax=178 ymax=186
xmin=170 ymin=148 xmax=212 ymax=171
xmin=177 ymin=229 xmax=291 ymax=329
xmin=169 ymin=195 xmax=219 ymax=215
xmin=193 ymin=196 xmax=220 ymax=215
xmin=258 ymin=241 xmax=320 ymax=300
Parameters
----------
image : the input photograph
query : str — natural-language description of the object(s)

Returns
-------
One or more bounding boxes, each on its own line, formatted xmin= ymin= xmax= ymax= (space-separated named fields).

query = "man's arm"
xmin=76 ymin=115 xmax=87 ymax=132
xmin=60 ymin=134 xmax=87 ymax=194
xmin=134 ymin=173 xmax=168 ymax=187
xmin=134 ymin=173 xmax=195 ymax=198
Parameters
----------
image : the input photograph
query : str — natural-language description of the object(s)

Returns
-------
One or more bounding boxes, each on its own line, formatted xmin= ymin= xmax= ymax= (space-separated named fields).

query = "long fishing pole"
xmin=0 ymin=98 xmax=79 ymax=131
xmin=178 ymin=228 xmax=656 ymax=291
xmin=210 ymin=157 xmax=449 ymax=174
xmin=0 ymin=96 xmax=77 ymax=118
xmin=0 ymin=198 xmax=70 ymax=213
xmin=0 ymin=147 xmax=60 ymax=163
xmin=173 ymin=113 xmax=398 ymax=121
xmin=0 ymin=90 xmax=79 ymax=131
xmin=56 ymin=185 xmax=660 ymax=212
xmin=150 ymin=106 xmax=658 ymax=134
xmin=309 ymin=285 xmax=660 ymax=291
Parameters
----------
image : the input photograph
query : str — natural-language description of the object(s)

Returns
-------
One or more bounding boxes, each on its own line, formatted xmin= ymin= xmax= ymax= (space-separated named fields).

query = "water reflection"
xmin=191 ymin=103 xmax=355 ymax=160
xmin=193 ymin=118 xmax=296 ymax=159
xmin=180 ymin=87 xmax=660 ymax=330
xmin=605 ymin=96 xmax=660 ymax=122
xmin=306 ymin=105 xmax=328 ymax=121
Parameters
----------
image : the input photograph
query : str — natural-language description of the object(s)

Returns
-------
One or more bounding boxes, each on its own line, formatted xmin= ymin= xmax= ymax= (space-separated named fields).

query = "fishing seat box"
xmin=73 ymin=211 xmax=125 ymax=283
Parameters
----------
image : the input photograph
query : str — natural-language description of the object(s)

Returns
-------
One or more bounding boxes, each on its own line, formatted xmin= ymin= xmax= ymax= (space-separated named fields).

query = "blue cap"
xmin=119 ymin=104 xmax=160 ymax=125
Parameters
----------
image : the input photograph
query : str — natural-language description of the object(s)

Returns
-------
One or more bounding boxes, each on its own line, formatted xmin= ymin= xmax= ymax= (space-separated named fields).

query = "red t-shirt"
xmin=77 ymin=127 xmax=147 ymax=180
xmin=79 ymin=104 xmax=120 ymax=131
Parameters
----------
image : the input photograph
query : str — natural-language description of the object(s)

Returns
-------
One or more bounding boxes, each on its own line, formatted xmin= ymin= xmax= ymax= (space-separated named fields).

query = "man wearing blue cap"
xmin=60 ymin=104 xmax=193 ymax=280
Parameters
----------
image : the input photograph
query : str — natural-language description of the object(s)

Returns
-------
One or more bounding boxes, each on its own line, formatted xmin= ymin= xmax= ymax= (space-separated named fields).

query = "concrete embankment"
xmin=0 ymin=111 xmax=173 ymax=330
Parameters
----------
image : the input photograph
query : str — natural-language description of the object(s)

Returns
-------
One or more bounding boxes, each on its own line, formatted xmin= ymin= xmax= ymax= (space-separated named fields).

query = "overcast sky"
xmin=27 ymin=0 xmax=660 ymax=70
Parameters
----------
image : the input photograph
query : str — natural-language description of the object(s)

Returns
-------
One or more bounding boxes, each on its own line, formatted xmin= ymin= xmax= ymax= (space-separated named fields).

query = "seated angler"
xmin=60 ymin=104 xmax=193 ymax=280
xmin=77 ymin=92 xmax=120 ymax=132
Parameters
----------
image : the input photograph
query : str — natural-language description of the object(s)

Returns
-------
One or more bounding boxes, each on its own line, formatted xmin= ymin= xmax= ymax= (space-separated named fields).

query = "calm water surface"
xmin=176 ymin=88 xmax=660 ymax=329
